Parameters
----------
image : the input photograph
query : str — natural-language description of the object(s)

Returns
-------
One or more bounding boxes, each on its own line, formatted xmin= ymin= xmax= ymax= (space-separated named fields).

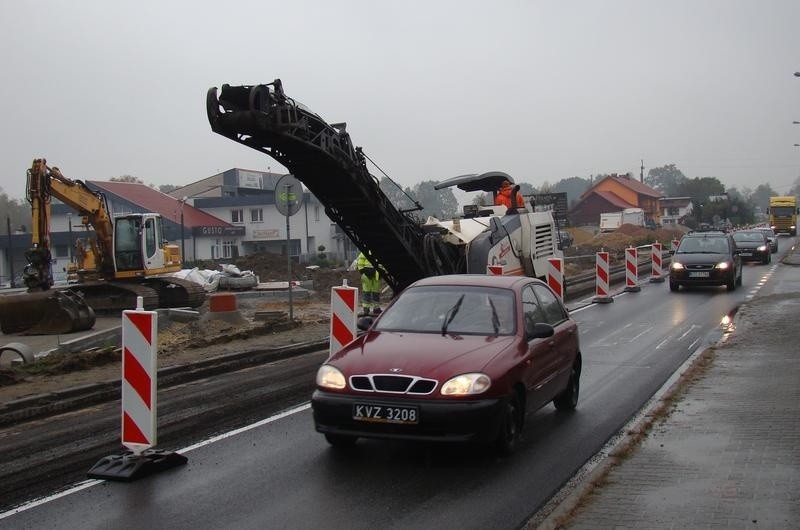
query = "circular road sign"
xmin=275 ymin=174 xmax=302 ymax=216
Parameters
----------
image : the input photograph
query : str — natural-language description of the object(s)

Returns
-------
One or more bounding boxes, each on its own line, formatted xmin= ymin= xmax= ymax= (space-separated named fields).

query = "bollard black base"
xmin=593 ymin=296 xmax=614 ymax=304
xmin=649 ymin=276 xmax=665 ymax=283
xmin=623 ymin=285 xmax=641 ymax=293
xmin=87 ymin=449 xmax=187 ymax=482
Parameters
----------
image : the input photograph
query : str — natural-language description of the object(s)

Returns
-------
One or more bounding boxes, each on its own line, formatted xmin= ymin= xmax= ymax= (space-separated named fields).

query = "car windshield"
xmin=677 ymin=237 xmax=728 ymax=254
xmin=758 ymin=229 xmax=775 ymax=237
xmin=733 ymin=232 xmax=764 ymax=242
xmin=375 ymin=285 xmax=516 ymax=336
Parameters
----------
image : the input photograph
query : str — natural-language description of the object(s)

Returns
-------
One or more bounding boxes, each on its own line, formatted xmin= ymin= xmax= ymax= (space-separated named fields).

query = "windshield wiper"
xmin=488 ymin=298 xmax=500 ymax=336
xmin=441 ymin=294 xmax=465 ymax=335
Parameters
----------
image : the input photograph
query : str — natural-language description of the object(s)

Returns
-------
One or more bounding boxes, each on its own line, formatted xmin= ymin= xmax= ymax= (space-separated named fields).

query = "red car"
xmin=312 ymin=275 xmax=582 ymax=454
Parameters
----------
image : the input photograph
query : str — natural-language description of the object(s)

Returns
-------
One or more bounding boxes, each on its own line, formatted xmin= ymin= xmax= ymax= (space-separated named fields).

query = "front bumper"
xmin=311 ymin=390 xmax=504 ymax=443
xmin=737 ymin=249 xmax=769 ymax=262
xmin=670 ymin=268 xmax=733 ymax=286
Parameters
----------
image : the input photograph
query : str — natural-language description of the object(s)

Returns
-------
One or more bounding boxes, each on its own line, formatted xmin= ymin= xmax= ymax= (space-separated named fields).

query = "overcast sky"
xmin=1 ymin=0 xmax=799 ymax=202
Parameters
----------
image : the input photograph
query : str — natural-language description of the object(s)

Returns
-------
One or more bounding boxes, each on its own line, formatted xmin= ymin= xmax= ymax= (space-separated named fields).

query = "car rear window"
xmin=375 ymin=285 xmax=516 ymax=336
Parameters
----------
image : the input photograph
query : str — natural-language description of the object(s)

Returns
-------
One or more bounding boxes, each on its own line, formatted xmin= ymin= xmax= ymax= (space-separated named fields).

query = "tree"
xmin=646 ymin=164 xmax=687 ymax=197
xmin=412 ymin=180 xmax=459 ymax=220
xmin=789 ymin=175 xmax=800 ymax=199
xmin=159 ymin=184 xmax=179 ymax=194
xmin=0 ymin=187 xmax=30 ymax=233
xmin=110 ymin=175 xmax=143 ymax=184
xmin=552 ymin=176 xmax=591 ymax=207
xmin=748 ymin=183 xmax=777 ymax=213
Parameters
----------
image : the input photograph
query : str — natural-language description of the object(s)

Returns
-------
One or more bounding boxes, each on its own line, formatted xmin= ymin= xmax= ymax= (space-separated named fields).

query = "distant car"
xmin=732 ymin=230 xmax=771 ymax=264
xmin=755 ymin=227 xmax=778 ymax=253
xmin=557 ymin=229 xmax=573 ymax=249
xmin=312 ymin=274 xmax=582 ymax=454
xmin=669 ymin=231 xmax=742 ymax=292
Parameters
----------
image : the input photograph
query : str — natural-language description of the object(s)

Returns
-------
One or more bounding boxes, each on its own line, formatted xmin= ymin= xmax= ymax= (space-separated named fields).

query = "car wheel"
xmin=554 ymin=359 xmax=581 ymax=412
xmin=736 ymin=269 xmax=743 ymax=286
xmin=324 ymin=433 xmax=357 ymax=447
xmin=669 ymin=280 xmax=680 ymax=292
xmin=726 ymin=274 xmax=736 ymax=291
xmin=495 ymin=393 xmax=522 ymax=455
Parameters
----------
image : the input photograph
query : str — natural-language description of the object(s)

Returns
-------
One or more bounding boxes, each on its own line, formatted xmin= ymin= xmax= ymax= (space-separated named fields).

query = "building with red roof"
xmin=568 ymin=173 xmax=663 ymax=226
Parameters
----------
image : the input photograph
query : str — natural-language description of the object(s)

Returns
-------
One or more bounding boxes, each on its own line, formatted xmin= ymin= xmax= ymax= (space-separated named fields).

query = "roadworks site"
xmin=0 ymin=225 xmax=684 ymax=402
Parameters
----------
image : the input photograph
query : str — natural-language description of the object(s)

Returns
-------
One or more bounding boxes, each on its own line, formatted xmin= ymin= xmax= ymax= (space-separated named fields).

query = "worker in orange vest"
xmin=494 ymin=180 xmax=525 ymax=209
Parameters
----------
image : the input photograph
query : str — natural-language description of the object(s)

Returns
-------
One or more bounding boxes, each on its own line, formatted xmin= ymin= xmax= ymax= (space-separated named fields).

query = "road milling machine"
xmin=206 ymin=79 xmax=561 ymax=294
xmin=0 ymin=160 xmax=205 ymax=334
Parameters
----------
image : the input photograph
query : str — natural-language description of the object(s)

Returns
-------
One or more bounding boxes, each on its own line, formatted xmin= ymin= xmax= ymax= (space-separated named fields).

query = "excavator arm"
xmin=207 ymin=80 xmax=461 ymax=292
xmin=25 ymin=159 xmax=115 ymax=289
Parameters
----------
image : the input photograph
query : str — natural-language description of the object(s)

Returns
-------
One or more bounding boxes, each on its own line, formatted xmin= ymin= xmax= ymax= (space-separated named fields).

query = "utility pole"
xmin=6 ymin=216 xmax=15 ymax=288
xmin=640 ymin=160 xmax=644 ymax=183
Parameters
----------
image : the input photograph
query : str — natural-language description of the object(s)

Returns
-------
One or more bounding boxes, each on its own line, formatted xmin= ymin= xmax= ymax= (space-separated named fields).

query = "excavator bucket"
xmin=0 ymin=289 xmax=96 ymax=335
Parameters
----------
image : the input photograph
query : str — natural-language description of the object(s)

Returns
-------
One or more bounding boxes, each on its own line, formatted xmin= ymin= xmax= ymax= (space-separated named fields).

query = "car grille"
xmin=349 ymin=374 xmax=438 ymax=395
xmin=685 ymin=263 xmax=714 ymax=270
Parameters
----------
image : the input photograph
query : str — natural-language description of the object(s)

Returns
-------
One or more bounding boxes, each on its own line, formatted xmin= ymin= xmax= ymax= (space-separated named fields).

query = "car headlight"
xmin=757 ymin=245 xmax=767 ymax=252
xmin=715 ymin=261 xmax=730 ymax=270
xmin=440 ymin=373 xmax=491 ymax=396
xmin=316 ymin=365 xmax=346 ymax=390
xmin=670 ymin=262 xmax=684 ymax=271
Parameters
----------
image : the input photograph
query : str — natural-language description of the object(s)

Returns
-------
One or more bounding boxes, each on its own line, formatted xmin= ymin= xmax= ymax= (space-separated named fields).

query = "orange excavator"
xmin=0 ymin=159 xmax=205 ymax=334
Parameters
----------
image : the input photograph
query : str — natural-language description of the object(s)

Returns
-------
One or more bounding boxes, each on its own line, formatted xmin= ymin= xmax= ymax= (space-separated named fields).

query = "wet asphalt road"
xmin=2 ymin=237 xmax=795 ymax=529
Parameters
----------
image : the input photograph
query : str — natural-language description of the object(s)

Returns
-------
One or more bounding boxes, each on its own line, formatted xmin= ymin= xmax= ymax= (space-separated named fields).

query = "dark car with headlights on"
xmin=754 ymin=227 xmax=778 ymax=254
xmin=311 ymin=275 xmax=581 ymax=454
xmin=732 ymin=230 xmax=771 ymax=264
xmin=669 ymin=231 xmax=742 ymax=292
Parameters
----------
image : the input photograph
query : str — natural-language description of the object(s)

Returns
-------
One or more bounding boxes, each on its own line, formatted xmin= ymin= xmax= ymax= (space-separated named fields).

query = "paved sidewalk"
xmin=537 ymin=253 xmax=800 ymax=529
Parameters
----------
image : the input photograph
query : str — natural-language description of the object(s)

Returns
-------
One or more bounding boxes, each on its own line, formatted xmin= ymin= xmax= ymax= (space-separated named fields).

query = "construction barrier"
xmin=121 ymin=298 xmax=158 ymax=453
xmin=547 ymin=257 xmax=564 ymax=301
xmin=487 ymin=265 xmax=504 ymax=275
xmin=650 ymin=242 xmax=665 ymax=283
xmin=671 ymin=239 xmax=680 ymax=253
xmin=593 ymin=251 xmax=613 ymax=303
xmin=330 ymin=280 xmax=358 ymax=356
xmin=624 ymin=247 xmax=641 ymax=292
xmin=87 ymin=296 xmax=187 ymax=481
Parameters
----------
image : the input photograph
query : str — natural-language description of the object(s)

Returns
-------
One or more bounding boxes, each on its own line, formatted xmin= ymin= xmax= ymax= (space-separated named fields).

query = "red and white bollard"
xmin=487 ymin=265 xmax=504 ymax=275
xmin=88 ymin=296 xmax=187 ymax=481
xmin=547 ymin=257 xmax=564 ymax=301
xmin=624 ymin=247 xmax=641 ymax=292
xmin=671 ymin=239 xmax=680 ymax=254
xmin=650 ymin=242 xmax=665 ymax=283
xmin=593 ymin=251 xmax=613 ymax=303
xmin=330 ymin=280 xmax=358 ymax=356
xmin=121 ymin=300 xmax=158 ymax=453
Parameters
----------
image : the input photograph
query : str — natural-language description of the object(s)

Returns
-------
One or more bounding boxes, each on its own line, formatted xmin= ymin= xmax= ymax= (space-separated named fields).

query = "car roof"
xmin=684 ymin=231 xmax=727 ymax=237
xmin=408 ymin=274 xmax=538 ymax=290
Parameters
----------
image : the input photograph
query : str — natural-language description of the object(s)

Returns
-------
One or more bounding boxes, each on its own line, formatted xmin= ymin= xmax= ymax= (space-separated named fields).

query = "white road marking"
xmin=628 ymin=326 xmax=654 ymax=343
xmin=655 ymin=338 xmax=670 ymax=350
xmin=0 ymin=402 xmax=312 ymax=520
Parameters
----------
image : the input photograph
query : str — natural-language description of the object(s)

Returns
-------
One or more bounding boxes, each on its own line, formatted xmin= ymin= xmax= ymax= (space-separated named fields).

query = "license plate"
xmin=740 ymin=252 xmax=752 ymax=257
xmin=689 ymin=271 xmax=710 ymax=278
xmin=353 ymin=403 xmax=419 ymax=424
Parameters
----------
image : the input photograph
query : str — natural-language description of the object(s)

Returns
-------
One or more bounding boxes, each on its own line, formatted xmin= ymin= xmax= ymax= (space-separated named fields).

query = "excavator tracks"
xmin=68 ymin=277 xmax=206 ymax=313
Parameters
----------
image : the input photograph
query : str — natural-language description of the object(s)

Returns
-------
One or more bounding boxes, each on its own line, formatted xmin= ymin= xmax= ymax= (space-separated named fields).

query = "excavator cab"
xmin=113 ymin=214 xmax=180 ymax=277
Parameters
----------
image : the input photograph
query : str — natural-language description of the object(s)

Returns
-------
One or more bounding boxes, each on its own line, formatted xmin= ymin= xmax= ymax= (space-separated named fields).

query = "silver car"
xmin=756 ymin=227 xmax=778 ymax=253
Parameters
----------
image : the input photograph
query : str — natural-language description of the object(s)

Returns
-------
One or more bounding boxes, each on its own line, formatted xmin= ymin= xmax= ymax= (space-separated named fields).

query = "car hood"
xmin=734 ymin=241 xmax=764 ymax=250
xmin=673 ymin=252 xmax=730 ymax=265
xmin=328 ymin=331 xmax=517 ymax=380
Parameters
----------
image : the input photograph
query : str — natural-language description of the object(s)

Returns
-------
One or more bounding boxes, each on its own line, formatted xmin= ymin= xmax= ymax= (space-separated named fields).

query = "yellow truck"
xmin=768 ymin=196 xmax=798 ymax=236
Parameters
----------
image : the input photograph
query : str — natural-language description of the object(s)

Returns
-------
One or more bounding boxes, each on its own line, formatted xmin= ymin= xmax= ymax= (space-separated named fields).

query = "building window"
xmin=667 ymin=207 xmax=680 ymax=216
xmin=231 ymin=209 xmax=244 ymax=223
xmin=250 ymin=208 xmax=263 ymax=223
xmin=314 ymin=206 xmax=320 ymax=222
xmin=222 ymin=240 xmax=237 ymax=258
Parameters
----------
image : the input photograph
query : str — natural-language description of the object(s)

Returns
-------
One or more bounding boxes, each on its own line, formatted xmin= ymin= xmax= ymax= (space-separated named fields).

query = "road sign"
xmin=275 ymin=174 xmax=302 ymax=216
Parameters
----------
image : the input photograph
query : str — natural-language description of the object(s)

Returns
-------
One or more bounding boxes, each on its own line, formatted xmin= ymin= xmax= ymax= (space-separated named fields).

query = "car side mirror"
xmin=527 ymin=322 xmax=554 ymax=340
xmin=357 ymin=316 xmax=374 ymax=332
